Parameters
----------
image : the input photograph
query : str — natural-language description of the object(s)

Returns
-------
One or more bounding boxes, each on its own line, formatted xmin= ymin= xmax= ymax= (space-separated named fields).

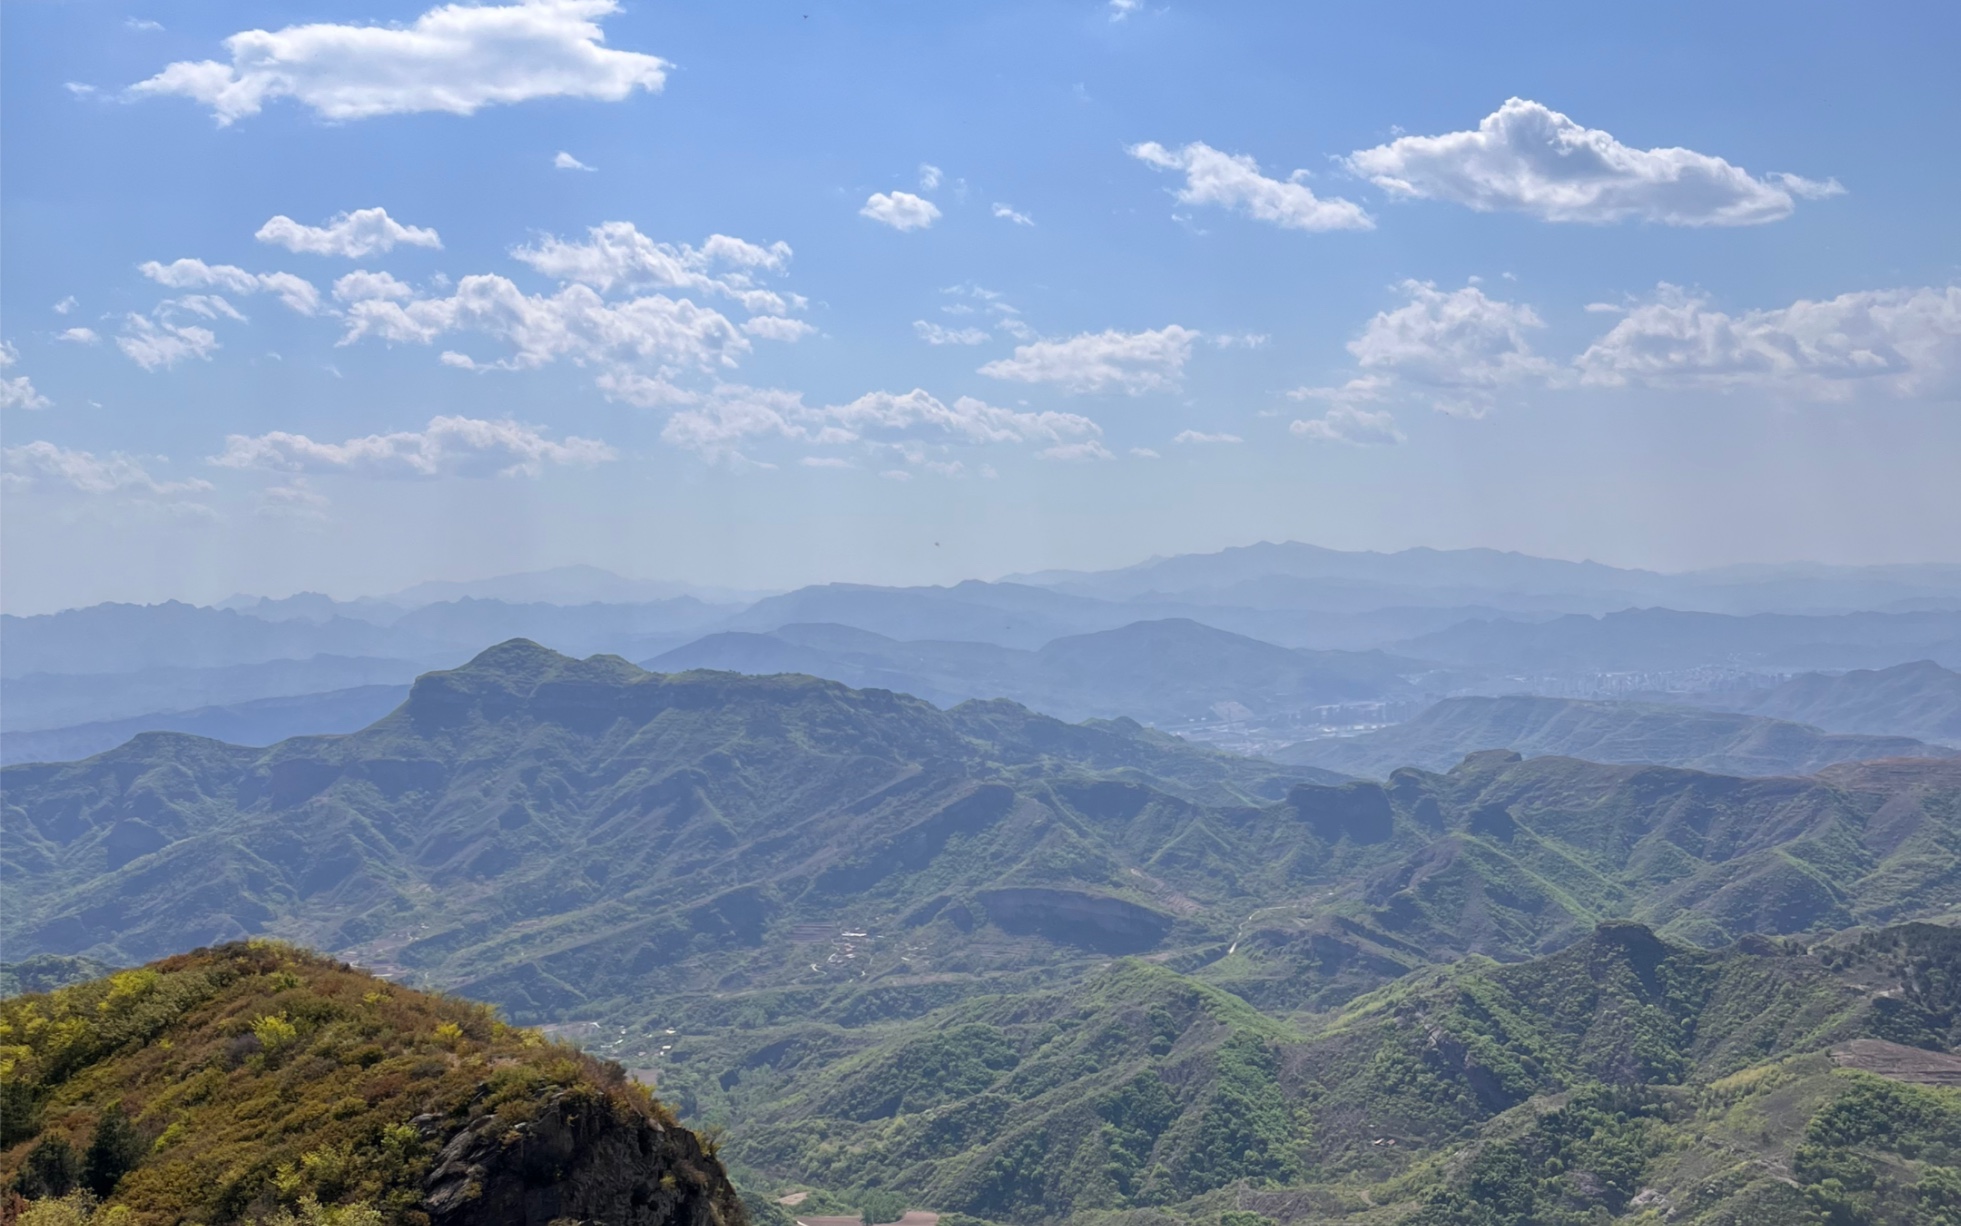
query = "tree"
xmin=81 ymin=1108 xmax=141 ymax=1198
xmin=17 ymin=1137 xmax=80 ymax=1199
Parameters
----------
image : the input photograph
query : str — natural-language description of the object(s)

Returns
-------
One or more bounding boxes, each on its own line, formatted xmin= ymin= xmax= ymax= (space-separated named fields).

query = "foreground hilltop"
xmin=0 ymin=942 xmax=746 ymax=1226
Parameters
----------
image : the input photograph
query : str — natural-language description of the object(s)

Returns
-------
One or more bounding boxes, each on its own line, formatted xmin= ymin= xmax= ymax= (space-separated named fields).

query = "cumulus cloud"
xmin=511 ymin=221 xmax=797 ymax=313
xmin=1289 ymin=405 xmax=1405 ymax=446
xmin=1128 ymin=141 xmax=1373 ymax=232
xmin=991 ymin=203 xmax=1034 ymax=226
xmin=554 ymin=151 xmax=595 ymax=171
xmin=1346 ymin=280 xmax=1554 ymax=415
xmin=980 ymin=325 xmax=1199 ymax=394
xmin=823 ymin=390 xmax=1101 ymax=446
xmin=58 ymin=327 xmax=101 ymax=345
xmin=914 ymin=320 xmax=990 ymax=345
xmin=657 ymin=384 xmax=1102 ymax=466
xmin=1 ymin=342 xmax=52 ymax=411
xmin=860 ymin=191 xmax=941 ymax=231
xmin=1346 ymin=98 xmax=1843 ymax=226
xmin=340 ymin=274 xmax=751 ymax=373
xmin=918 ymin=163 xmax=943 ymax=191
xmin=3 ymin=441 xmax=213 ymax=496
xmin=210 ymin=414 xmax=615 ymax=478
xmin=117 ymin=312 xmax=222 ymax=371
xmin=333 ymin=270 xmax=418 ymax=303
xmin=129 ymin=0 xmax=669 ymax=124
xmin=1575 ymin=283 xmax=1961 ymax=398
xmin=1108 ymin=0 xmax=1142 ymax=19
xmin=140 ymin=258 xmax=321 ymax=314
xmin=256 ymin=207 xmax=442 ymax=258
xmin=742 ymin=315 xmax=816 ymax=341
xmin=53 ymin=297 xmax=78 ymax=315
xmin=1172 ymin=430 xmax=1242 ymax=444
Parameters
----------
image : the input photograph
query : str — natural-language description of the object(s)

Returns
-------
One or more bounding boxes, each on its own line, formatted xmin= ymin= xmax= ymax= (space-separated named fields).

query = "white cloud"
xmin=991 ymin=203 xmax=1034 ymax=226
xmin=1108 ymin=0 xmax=1142 ymax=19
xmin=656 ymin=384 xmax=1101 ymax=465
xmin=3 ymin=441 xmax=213 ymax=496
xmin=211 ymin=414 xmax=615 ymax=478
xmin=742 ymin=315 xmax=816 ymax=341
xmin=1574 ymin=283 xmax=1961 ymax=398
xmin=1172 ymin=430 xmax=1242 ymax=444
xmin=511 ymin=221 xmax=796 ymax=313
xmin=1211 ymin=332 xmax=1268 ymax=348
xmin=918 ymin=163 xmax=943 ymax=191
xmin=823 ymin=390 xmax=1101 ymax=446
xmin=881 ymin=469 xmax=913 ymax=481
xmin=117 ymin=312 xmax=222 ymax=371
xmin=980 ymin=324 xmax=1199 ymax=394
xmin=800 ymin=456 xmax=853 ymax=469
xmin=860 ymin=191 xmax=941 ymax=232
xmin=53 ymin=297 xmax=78 ymax=315
xmin=339 ymin=275 xmax=751 ymax=372
xmin=1128 ymin=141 xmax=1373 ymax=232
xmin=1346 ymin=98 xmax=1843 ymax=226
xmin=256 ymin=207 xmax=442 ymax=258
xmin=126 ymin=17 xmax=164 ymax=31
xmin=1129 ymin=447 xmax=1160 ymax=459
xmin=129 ymin=0 xmax=669 ymax=124
xmin=1286 ymin=375 xmax=1394 ymax=403
xmin=554 ymin=151 xmax=595 ymax=171
xmin=1290 ymin=405 xmax=1405 ymax=446
xmin=914 ymin=320 xmax=990 ymax=345
xmin=256 ymin=478 xmax=331 ymax=521
xmin=333 ymin=270 xmax=419 ymax=303
xmin=1039 ymin=440 xmax=1115 ymax=461
xmin=140 ymin=258 xmax=321 ymax=314
xmin=1 ymin=342 xmax=52 ymax=411
xmin=659 ymin=385 xmax=812 ymax=463
xmin=58 ymin=327 xmax=101 ymax=345
xmin=1346 ymin=280 xmax=1554 ymax=415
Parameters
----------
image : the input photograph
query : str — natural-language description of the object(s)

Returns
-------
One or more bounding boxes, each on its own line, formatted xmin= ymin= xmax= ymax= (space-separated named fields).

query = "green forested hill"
xmin=672 ymin=920 xmax=1961 ymax=1225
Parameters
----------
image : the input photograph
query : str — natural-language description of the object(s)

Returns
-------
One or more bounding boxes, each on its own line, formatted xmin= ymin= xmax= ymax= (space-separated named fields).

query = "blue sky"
xmin=3 ymin=0 xmax=1958 ymax=612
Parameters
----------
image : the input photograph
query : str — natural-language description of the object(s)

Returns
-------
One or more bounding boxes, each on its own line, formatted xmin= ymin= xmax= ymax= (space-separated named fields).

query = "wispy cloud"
xmin=1129 ymin=140 xmax=1373 ymax=232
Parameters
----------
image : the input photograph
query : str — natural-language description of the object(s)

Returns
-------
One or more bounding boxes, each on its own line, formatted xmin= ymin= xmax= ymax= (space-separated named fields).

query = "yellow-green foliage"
xmin=0 ymin=942 xmax=672 ymax=1226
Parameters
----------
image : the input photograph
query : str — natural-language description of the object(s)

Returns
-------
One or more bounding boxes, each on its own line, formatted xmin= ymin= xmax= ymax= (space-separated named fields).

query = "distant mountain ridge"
xmin=1275 ymin=693 xmax=1958 ymax=778
xmin=0 ymin=683 xmax=411 ymax=766
xmin=649 ymin=617 xmax=1430 ymax=725
xmin=1723 ymin=659 xmax=1961 ymax=746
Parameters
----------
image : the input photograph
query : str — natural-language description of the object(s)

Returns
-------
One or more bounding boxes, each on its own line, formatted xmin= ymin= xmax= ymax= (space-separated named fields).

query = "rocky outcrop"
xmin=423 ymin=1088 xmax=746 ymax=1226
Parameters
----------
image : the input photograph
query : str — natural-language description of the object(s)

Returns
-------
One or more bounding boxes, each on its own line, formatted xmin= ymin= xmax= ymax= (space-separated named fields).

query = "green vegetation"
xmin=0 ymin=943 xmax=741 ymax=1226
xmin=12 ymin=643 xmax=1961 ymax=1225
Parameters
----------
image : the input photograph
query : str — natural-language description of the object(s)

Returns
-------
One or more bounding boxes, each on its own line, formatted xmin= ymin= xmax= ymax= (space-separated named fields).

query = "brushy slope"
xmin=1273 ymin=693 xmax=1954 ymax=778
xmin=0 ymin=942 xmax=744 ymax=1226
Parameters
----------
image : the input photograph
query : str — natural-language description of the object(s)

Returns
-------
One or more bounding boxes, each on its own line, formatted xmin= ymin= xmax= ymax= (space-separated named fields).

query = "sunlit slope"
xmin=682 ymin=921 xmax=1961 ymax=1224
xmin=0 ymin=941 xmax=744 ymax=1226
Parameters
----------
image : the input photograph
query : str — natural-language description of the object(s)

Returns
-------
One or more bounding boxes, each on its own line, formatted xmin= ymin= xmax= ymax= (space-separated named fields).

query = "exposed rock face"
xmin=424 ymin=1089 xmax=746 ymax=1226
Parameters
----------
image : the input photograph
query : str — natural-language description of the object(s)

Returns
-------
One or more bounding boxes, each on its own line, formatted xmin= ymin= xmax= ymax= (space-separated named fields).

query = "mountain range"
xmin=1274 ymin=694 xmax=1958 ymax=779
xmin=10 ymin=641 xmax=1961 ymax=1225
xmin=10 ymin=642 xmax=1961 ymax=1028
